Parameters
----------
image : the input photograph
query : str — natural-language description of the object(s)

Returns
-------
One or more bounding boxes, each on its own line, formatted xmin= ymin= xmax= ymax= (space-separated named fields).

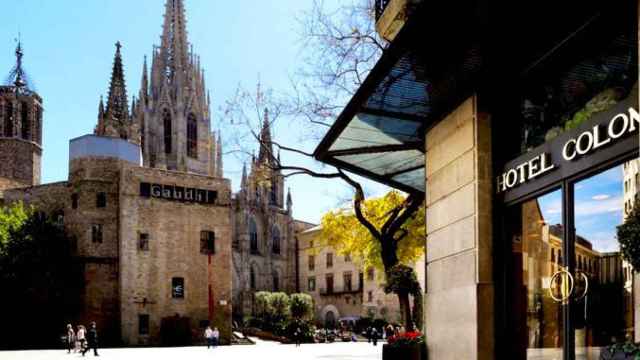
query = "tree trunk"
xmin=398 ymin=291 xmax=413 ymax=332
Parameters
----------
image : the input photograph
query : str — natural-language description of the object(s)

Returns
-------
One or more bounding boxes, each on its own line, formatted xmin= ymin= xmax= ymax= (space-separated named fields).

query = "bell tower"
xmin=0 ymin=41 xmax=43 ymax=191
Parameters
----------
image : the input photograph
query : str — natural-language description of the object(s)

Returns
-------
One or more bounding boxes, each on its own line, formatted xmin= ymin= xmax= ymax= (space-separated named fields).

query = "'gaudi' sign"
xmin=140 ymin=182 xmax=217 ymax=204
xmin=498 ymin=96 xmax=640 ymax=202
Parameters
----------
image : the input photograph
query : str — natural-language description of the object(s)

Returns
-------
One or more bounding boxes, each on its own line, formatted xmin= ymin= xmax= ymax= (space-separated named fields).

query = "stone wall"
xmin=0 ymin=138 xmax=41 ymax=191
xmin=424 ymin=96 xmax=494 ymax=359
xmin=118 ymin=165 xmax=233 ymax=345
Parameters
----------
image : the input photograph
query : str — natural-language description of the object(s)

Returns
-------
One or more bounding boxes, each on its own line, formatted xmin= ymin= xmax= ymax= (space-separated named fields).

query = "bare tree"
xmin=222 ymin=0 xmax=423 ymax=330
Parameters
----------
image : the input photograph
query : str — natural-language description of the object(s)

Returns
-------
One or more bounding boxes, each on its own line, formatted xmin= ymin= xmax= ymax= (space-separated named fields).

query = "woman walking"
xmin=77 ymin=325 xmax=87 ymax=353
xmin=66 ymin=324 xmax=75 ymax=353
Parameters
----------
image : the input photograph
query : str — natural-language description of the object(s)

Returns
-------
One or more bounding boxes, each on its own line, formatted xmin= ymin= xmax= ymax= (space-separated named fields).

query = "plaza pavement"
xmin=0 ymin=338 xmax=383 ymax=360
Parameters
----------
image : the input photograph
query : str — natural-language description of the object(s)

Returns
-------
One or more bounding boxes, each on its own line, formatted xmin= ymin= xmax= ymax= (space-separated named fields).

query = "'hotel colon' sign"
xmin=140 ymin=182 xmax=217 ymax=204
xmin=498 ymin=96 xmax=639 ymax=203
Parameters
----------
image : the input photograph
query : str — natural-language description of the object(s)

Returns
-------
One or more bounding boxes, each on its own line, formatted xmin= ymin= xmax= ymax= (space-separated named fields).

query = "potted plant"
xmin=600 ymin=342 xmax=640 ymax=360
xmin=383 ymin=330 xmax=426 ymax=360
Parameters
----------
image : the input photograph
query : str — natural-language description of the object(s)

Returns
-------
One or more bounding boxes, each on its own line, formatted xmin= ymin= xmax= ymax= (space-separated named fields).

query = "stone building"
xmin=0 ymin=41 xmax=43 ymax=193
xmin=0 ymin=0 xmax=234 ymax=346
xmin=297 ymin=225 xmax=424 ymax=328
xmin=230 ymin=110 xmax=315 ymax=320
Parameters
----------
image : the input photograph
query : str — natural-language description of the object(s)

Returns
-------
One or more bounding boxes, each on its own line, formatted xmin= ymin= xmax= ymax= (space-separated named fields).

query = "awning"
xmin=313 ymin=4 xmax=483 ymax=194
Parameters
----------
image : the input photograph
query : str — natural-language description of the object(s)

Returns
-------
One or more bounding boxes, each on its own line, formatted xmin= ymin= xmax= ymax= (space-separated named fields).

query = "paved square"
xmin=0 ymin=339 xmax=383 ymax=360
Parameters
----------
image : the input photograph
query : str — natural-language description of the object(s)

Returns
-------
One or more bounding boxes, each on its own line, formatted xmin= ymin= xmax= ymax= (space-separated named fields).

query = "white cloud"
xmin=575 ymin=195 xmax=623 ymax=216
xmin=592 ymin=194 xmax=611 ymax=201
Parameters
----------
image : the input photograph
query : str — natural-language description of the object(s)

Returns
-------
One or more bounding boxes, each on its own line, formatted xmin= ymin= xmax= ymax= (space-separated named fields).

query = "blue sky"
xmin=539 ymin=166 xmax=624 ymax=253
xmin=0 ymin=0 xmax=388 ymax=224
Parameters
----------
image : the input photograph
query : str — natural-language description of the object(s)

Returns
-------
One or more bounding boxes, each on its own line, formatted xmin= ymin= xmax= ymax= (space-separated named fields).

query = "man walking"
xmin=212 ymin=327 xmax=220 ymax=348
xmin=82 ymin=322 xmax=99 ymax=357
xmin=371 ymin=327 xmax=378 ymax=346
xmin=205 ymin=326 xmax=214 ymax=349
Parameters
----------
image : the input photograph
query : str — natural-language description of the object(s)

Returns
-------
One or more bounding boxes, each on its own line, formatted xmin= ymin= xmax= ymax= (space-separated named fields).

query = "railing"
xmin=319 ymin=286 xmax=362 ymax=296
xmin=375 ymin=0 xmax=391 ymax=20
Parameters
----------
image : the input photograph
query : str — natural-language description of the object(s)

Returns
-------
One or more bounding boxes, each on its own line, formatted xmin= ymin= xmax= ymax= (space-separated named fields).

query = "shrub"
xmin=290 ymin=293 xmax=314 ymax=320
xmin=268 ymin=292 xmax=291 ymax=321
xmin=255 ymin=291 xmax=272 ymax=320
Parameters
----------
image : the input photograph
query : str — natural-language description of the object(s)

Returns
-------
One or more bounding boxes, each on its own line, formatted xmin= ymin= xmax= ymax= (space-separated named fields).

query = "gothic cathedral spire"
xmin=95 ymin=42 xmax=139 ymax=143
xmin=258 ymin=108 xmax=274 ymax=164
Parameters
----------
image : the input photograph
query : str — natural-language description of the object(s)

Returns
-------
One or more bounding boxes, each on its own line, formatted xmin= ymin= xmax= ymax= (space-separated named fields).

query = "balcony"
xmin=375 ymin=0 xmax=421 ymax=42
xmin=319 ymin=286 xmax=362 ymax=296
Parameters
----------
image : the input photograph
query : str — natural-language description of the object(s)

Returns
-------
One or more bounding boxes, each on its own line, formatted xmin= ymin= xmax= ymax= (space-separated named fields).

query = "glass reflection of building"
xmin=518 ymin=197 xmax=632 ymax=355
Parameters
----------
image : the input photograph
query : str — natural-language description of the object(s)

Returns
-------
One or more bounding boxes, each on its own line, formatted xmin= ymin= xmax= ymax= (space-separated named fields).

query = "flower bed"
xmin=383 ymin=331 xmax=426 ymax=360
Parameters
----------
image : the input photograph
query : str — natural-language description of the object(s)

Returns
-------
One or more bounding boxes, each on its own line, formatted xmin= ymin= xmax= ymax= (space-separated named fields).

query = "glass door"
xmin=572 ymin=166 xmax=635 ymax=360
xmin=508 ymin=189 xmax=565 ymax=360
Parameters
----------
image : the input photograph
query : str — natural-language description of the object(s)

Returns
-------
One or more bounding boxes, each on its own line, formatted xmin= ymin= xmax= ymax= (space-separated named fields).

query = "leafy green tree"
xmin=0 ymin=202 xmax=83 ymax=349
xmin=255 ymin=291 xmax=273 ymax=320
xmin=290 ymin=293 xmax=314 ymax=320
xmin=618 ymin=199 xmax=640 ymax=268
xmin=268 ymin=292 xmax=291 ymax=322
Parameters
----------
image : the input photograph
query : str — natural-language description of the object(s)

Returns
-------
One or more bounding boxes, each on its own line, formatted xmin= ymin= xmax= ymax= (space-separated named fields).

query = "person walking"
xmin=82 ymin=322 xmax=99 ymax=357
xmin=294 ymin=327 xmax=301 ymax=347
xmin=212 ymin=327 xmax=220 ymax=348
xmin=77 ymin=325 xmax=86 ymax=353
xmin=371 ymin=327 xmax=379 ymax=346
xmin=204 ymin=326 xmax=214 ymax=349
xmin=66 ymin=324 xmax=75 ymax=353
xmin=366 ymin=326 xmax=371 ymax=343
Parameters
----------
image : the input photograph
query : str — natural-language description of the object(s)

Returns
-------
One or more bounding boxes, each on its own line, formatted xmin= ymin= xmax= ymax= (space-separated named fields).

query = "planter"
xmin=600 ymin=343 xmax=640 ymax=360
xmin=382 ymin=343 xmax=426 ymax=360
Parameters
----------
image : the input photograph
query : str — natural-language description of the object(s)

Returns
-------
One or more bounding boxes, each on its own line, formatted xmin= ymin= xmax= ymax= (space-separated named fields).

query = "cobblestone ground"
xmin=0 ymin=338 xmax=383 ymax=360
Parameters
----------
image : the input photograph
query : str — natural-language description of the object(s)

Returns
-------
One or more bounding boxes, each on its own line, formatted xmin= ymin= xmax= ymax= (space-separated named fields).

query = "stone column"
xmin=424 ymin=96 xmax=494 ymax=360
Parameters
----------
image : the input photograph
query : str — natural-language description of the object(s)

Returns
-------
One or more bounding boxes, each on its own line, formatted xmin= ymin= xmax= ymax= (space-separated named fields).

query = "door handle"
xmin=549 ymin=268 xmax=574 ymax=304
xmin=573 ymin=271 xmax=589 ymax=301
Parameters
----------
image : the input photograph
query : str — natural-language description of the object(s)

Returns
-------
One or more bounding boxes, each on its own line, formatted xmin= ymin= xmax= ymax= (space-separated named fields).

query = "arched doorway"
xmin=325 ymin=310 xmax=336 ymax=329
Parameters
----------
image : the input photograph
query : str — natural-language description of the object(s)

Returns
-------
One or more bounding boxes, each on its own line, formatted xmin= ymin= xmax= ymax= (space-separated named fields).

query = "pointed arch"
xmin=187 ymin=112 xmax=197 ymax=158
xmin=4 ymin=101 xmax=14 ymax=137
xmin=249 ymin=217 xmax=259 ymax=254
xmin=270 ymin=178 xmax=277 ymax=206
xmin=163 ymin=108 xmax=172 ymax=154
xmin=20 ymin=101 xmax=30 ymax=140
xmin=272 ymin=269 xmax=280 ymax=292
xmin=271 ymin=225 xmax=281 ymax=255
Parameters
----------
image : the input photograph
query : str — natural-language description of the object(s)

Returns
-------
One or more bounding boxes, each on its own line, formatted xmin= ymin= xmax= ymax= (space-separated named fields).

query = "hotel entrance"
xmin=507 ymin=162 xmax=637 ymax=360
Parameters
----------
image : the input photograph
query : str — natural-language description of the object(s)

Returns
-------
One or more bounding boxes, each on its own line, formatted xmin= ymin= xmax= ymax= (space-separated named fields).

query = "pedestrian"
xmin=371 ymin=327 xmax=378 ymax=346
xmin=294 ymin=327 xmax=301 ymax=347
xmin=66 ymin=324 xmax=75 ymax=353
xmin=212 ymin=327 xmax=220 ymax=348
xmin=77 ymin=325 xmax=86 ymax=353
xmin=366 ymin=326 xmax=371 ymax=343
xmin=82 ymin=322 xmax=99 ymax=357
xmin=204 ymin=326 xmax=214 ymax=349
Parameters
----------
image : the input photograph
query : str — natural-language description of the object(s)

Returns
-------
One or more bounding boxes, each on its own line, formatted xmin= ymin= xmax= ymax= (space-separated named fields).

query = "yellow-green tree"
xmin=321 ymin=190 xmax=424 ymax=330
xmin=321 ymin=190 xmax=425 ymax=271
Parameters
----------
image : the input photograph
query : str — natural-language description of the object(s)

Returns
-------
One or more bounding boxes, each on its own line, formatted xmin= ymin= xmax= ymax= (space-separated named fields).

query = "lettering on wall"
xmin=140 ymin=182 xmax=217 ymax=204
xmin=497 ymin=106 xmax=640 ymax=194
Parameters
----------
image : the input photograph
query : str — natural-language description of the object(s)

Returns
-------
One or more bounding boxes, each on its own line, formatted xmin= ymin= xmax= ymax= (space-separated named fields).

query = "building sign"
xmin=140 ymin=182 xmax=217 ymax=204
xmin=499 ymin=96 xmax=639 ymax=203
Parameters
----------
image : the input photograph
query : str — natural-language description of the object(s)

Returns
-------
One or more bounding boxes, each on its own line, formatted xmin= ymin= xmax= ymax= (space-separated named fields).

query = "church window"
xmin=272 ymin=226 xmax=281 ymax=255
xmin=171 ymin=277 xmax=184 ymax=298
xmin=138 ymin=314 xmax=149 ymax=335
xmin=250 ymin=266 xmax=256 ymax=290
xmin=273 ymin=271 xmax=280 ymax=292
xmin=187 ymin=113 xmax=198 ymax=158
xmin=249 ymin=218 xmax=259 ymax=254
xmin=200 ymin=230 xmax=215 ymax=254
xmin=92 ymin=224 xmax=103 ymax=243
xmin=4 ymin=101 xmax=13 ymax=137
xmin=270 ymin=181 xmax=277 ymax=206
xmin=96 ymin=192 xmax=107 ymax=208
xmin=71 ymin=194 xmax=79 ymax=209
xmin=139 ymin=233 xmax=149 ymax=251
xmin=163 ymin=109 xmax=172 ymax=154
xmin=20 ymin=101 xmax=30 ymax=140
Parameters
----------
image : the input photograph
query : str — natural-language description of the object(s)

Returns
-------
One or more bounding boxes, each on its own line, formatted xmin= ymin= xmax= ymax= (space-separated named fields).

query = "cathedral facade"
xmin=0 ymin=0 xmax=310 ymax=345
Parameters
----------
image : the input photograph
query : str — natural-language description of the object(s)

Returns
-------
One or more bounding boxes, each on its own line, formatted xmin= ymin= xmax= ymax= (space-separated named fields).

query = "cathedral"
xmin=0 ymin=0 xmax=310 ymax=346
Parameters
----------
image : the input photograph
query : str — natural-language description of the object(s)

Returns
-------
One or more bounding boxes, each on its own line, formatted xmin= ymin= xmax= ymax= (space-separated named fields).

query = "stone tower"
xmin=95 ymin=42 xmax=140 ymax=143
xmin=134 ymin=0 xmax=219 ymax=176
xmin=0 ymin=41 xmax=43 ymax=191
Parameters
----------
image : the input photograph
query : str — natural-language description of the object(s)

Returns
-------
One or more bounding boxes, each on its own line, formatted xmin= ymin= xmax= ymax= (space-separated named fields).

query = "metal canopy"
xmin=313 ymin=6 xmax=482 ymax=194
